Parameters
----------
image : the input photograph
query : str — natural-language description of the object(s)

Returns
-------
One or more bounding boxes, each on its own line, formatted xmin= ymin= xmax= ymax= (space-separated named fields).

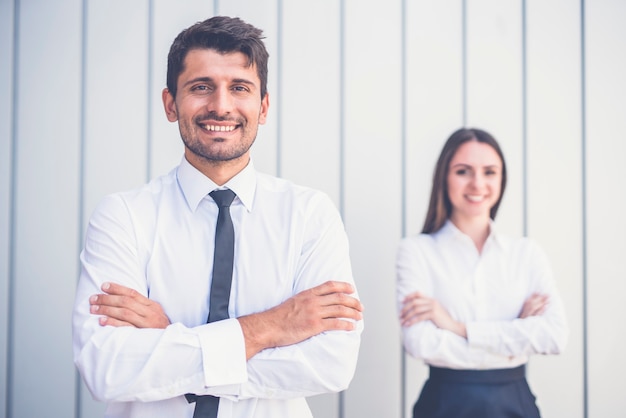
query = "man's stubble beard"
xmin=178 ymin=118 xmax=258 ymax=164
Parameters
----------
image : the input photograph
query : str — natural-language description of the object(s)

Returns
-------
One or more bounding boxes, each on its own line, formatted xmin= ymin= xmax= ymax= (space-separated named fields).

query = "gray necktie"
xmin=186 ymin=189 xmax=237 ymax=418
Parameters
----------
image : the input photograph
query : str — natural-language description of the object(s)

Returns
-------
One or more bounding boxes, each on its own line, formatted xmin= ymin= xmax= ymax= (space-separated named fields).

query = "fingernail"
xmin=102 ymin=282 xmax=110 ymax=290
xmin=90 ymin=305 xmax=99 ymax=313
xmin=90 ymin=295 xmax=98 ymax=303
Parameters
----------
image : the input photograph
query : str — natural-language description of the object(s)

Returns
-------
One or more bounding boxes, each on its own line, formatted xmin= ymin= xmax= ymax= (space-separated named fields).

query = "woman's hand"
xmin=400 ymin=291 xmax=467 ymax=338
xmin=518 ymin=293 xmax=550 ymax=318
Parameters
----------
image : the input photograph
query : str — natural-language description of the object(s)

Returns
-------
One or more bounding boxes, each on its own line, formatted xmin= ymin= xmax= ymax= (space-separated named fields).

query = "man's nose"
xmin=207 ymin=87 xmax=233 ymax=115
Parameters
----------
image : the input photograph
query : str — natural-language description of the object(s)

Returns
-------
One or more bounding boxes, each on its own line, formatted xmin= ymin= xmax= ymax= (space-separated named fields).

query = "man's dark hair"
xmin=166 ymin=16 xmax=269 ymax=99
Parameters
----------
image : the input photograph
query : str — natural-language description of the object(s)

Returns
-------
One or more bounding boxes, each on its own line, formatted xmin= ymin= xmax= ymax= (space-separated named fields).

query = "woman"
xmin=396 ymin=127 xmax=568 ymax=418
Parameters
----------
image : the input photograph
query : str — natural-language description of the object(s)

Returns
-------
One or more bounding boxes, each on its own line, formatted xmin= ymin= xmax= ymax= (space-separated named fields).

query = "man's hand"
xmin=400 ymin=291 xmax=466 ymax=338
xmin=90 ymin=282 xmax=171 ymax=329
xmin=238 ymin=281 xmax=363 ymax=360
xmin=518 ymin=293 xmax=549 ymax=318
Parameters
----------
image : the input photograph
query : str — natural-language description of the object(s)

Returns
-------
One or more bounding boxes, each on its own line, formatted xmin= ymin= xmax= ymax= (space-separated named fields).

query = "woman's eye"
xmin=455 ymin=169 xmax=468 ymax=175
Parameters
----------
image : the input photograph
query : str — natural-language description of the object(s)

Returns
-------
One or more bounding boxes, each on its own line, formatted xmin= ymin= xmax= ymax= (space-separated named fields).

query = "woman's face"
xmin=446 ymin=140 xmax=503 ymax=223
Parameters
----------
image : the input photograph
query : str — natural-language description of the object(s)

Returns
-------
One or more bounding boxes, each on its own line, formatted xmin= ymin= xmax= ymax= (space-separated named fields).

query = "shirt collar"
xmin=438 ymin=219 xmax=503 ymax=248
xmin=176 ymin=157 xmax=257 ymax=212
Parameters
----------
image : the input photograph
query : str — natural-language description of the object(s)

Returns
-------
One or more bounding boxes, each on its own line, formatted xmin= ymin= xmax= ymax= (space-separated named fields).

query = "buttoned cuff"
xmin=197 ymin=318 xmax=247 ymax=389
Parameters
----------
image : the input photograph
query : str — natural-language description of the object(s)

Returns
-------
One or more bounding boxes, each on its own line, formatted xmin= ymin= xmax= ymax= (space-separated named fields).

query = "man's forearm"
xmin=237 ymin=280 xmax=363 ymax=359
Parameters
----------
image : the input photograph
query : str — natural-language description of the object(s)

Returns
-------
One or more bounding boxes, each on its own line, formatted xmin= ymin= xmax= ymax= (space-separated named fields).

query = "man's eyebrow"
xmin=232 ymin=78 xmax=257 ymax=88
xmin=182 ymin=77 xmax=257 ymax=88
xmin=182 ymin=77 xmax=213 ymax=88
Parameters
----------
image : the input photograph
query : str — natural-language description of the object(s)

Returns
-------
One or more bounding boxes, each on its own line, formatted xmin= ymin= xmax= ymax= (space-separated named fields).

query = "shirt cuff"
xmin=197 ymin=318 xmax=247 ymax=389
xmin=465 ymin=321 xmax=494 ymax=349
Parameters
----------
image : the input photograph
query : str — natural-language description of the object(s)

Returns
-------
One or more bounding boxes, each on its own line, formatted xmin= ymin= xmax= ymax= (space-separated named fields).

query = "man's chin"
xmin=187 ymin=148 xmax=248 ymax=163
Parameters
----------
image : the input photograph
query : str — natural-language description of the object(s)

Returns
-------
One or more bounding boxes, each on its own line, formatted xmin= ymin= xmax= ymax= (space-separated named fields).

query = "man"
xmin=72 ymin=16 xmax=363 ymax=418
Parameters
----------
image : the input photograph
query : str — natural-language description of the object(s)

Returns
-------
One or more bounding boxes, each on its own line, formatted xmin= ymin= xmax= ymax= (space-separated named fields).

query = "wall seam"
xmin=338 ymin=0 xmax=346 ymax=415
xmin=400 ymin=0 xmax=407 ymax=416
xmin=6 ymin=0 xmax=19 ymax=416
xmin=462 ymin=0 xmax=467 ymax=126
xmin=580 ymin=1 xmax=588 ymax=417
xmin=521 ymin=0 xmax=528 ymax=238
xmin=75 ymin=1 xmax=88 ymax=416
xmin=146 ymin=0 xmax=154 ymax=181
xmin=275 ymin=0 xmax=283 ymax=177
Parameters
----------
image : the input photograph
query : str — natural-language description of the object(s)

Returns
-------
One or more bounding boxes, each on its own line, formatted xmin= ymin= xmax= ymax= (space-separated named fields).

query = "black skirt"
xmin=413 ymin=365 xmax=541 ymax=418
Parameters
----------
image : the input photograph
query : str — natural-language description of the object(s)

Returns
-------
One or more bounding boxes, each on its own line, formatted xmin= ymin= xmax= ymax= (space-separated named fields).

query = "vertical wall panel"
xmin=342 ymin=1 xmax=403 ymax=417
xmin=281 ymin=1 xmax=341 ymax=204
xmin=82 ymin=0 xmax=149 ymax=220
xmin=11 ymin=0 xmax=82 ymax=417
xmin=0 ymin=0 xmax=14 ymax=415
xmin=586 ymin=1 xmax=626 ymax=416
xmin=404 ymin=1 xmax=464 ymax=236
xmin=219 ymin=0 xmax=279 ymax=176
xmin=403 ymin=2 xmax=464 ymax=416
xmin=466 ymin=0 xmax=524 ymax=236
xmin=526 ymin=1 xmax=583 ymax=417
xmin=80 ymin=1 xmax=150 ymax=416
xmin=280 ymin=3 xmax=342 ymax=416
xmin=149 ymin=0 xmax=215 ymax=178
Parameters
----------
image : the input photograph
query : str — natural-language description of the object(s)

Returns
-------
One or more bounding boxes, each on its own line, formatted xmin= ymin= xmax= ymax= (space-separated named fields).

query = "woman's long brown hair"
xmin=422 ymin=127 xmax=507 ymax=234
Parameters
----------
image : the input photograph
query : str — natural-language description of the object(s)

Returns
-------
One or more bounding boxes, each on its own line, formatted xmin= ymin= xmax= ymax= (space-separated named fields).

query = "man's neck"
xmin=184 ymin=152 xmax=250 ymax=186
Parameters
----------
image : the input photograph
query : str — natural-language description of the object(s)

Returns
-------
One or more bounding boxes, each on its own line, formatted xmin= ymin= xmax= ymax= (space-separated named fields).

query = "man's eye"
xmin=192 ymin=85 xmax=209 ymax=92
xmin=232 ymin=85 xmax=249 ymax=92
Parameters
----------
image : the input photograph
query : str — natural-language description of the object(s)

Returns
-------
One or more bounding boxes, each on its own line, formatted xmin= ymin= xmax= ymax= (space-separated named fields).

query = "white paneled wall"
xmin=586 ymin=1 xmax=626 ymax=416
xmin=2 ymin=1 xmax=625 ymax=417
xmin=10 ymin=1 xmax=82 ymax=418
xmin=280 ymin=3 xmax=342 ymax=414
xmin=525 ymin=2 xmax=584 ymax=418
xmin=343 ymin=1 xmax=403 ymax=417
xmin=83 ymin=0 xmax=149 ymax=217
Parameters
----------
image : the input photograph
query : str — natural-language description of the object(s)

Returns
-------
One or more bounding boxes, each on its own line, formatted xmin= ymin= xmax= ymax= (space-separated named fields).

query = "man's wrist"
xmin=238 ymin=312 xmax=272 ymax=360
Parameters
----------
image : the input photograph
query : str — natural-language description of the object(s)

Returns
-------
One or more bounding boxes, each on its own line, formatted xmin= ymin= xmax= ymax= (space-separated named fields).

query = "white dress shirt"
xmin=396 ymin=220 xmax=568 ymax=370
xmin=73 ymin=158 xmax=363 ymax=418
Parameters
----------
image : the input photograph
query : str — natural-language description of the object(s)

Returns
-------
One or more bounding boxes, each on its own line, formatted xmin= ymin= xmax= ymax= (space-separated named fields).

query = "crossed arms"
xmin=73 ymin=190 xmax=364 ymax=403
xmin=90 ymin=280 xmax=363 ymax=360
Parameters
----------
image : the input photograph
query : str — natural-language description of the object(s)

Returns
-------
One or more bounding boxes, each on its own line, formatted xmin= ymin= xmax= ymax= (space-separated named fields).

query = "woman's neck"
xmin=449 ymin=215 xmax=491 ymax=253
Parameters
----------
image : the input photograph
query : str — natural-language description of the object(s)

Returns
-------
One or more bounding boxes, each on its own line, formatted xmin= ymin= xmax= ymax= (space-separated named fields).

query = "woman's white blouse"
xmin=396 ymin=220 xmax=568 ymax=370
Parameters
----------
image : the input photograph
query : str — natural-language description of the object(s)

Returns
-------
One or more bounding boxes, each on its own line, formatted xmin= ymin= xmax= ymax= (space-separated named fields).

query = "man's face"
xmin=163 ymin=48 xmax=269 ymax=168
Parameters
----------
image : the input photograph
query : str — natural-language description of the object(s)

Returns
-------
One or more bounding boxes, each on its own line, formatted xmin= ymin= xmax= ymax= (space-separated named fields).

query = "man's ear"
xmin=258 ymin=92 xmax=269 ymax=125
xmin=162 ymin=88 xmax=178 ymax=122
